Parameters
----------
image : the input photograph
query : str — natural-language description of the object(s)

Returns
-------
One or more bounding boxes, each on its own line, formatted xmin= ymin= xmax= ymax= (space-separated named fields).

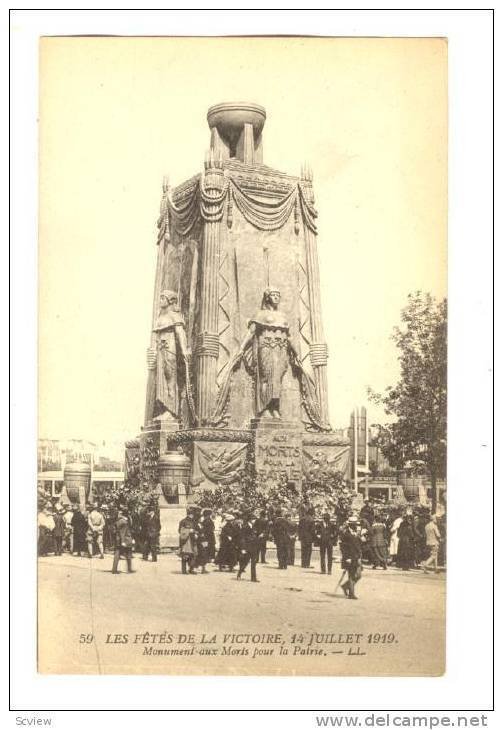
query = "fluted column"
xmin=196 ymin=153 xmax=225 ymax=422
xmin=301 ymin=167 xmax=330 ymax=425
xmin=236 ymin=122 xmax=255 ymax=164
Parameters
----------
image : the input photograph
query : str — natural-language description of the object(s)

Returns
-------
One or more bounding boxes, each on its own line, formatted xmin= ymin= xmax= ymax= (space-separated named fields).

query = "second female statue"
xmin=147 ymin=289 xmax=192 ymax=422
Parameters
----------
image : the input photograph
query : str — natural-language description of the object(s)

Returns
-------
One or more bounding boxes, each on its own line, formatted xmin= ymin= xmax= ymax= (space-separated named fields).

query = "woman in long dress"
xmin=389 ymin=512 xmax=403 ymax=565
xmin=397 ymin=514 xmax=416 ymax=570
xmin=216 ymin=514 xmax=239 ymax=571
xmin=71 ymin=506 xmax=88 ymax=557
xmin=196 ymin=509 xmax=215 ymax=573
xmin=369 ymin=512 xmax=389 ymax=569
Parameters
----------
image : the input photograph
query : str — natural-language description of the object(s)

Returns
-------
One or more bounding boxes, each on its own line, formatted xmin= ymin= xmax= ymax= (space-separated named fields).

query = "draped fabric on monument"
xmin=230 ymin=180 xmax=297 ymax=231
xmin=168 ymin=183 xmax=201 ymax=237
xmin=168 ymin=177 xmax=318 ymax=235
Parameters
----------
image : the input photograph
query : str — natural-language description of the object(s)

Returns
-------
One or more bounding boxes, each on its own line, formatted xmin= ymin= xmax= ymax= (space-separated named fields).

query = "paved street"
xmin=38 ymin=549 xmax=445 ymax=676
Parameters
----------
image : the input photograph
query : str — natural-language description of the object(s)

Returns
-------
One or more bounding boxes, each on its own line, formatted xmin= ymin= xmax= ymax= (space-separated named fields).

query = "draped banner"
xmin=169 ymin=184 xmax=200 ymax=237
xmin=168 ymin=177 xmax=318 ymax=237
xmin=230 ymin=180 xmax=297 ymax=231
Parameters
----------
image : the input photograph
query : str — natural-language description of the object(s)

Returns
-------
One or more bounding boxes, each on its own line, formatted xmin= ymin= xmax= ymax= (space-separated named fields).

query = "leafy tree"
xmin=369 ymin=292 xmax=447 ymax=510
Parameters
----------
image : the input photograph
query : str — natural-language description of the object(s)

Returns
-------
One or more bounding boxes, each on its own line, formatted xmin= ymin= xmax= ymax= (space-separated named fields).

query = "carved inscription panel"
xmin=253 ymin=426 xmax=303 ymax=489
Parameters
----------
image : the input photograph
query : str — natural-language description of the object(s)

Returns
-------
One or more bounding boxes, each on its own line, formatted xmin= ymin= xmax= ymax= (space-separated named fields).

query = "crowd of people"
xmin=37 ymin=499 xmax=160 ymax=565
xmin=38 ymin=494 xmax=445 ymax=600
xmin=176 ymin=505 xmax=364 ymax=598
xmin=174 ymin=499 xmax=445 ymax=586
xmin=358 ymin=501 xmax=446 ymax=573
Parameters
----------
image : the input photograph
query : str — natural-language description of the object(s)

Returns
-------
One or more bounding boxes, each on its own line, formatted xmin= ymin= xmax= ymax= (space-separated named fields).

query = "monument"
xmin=126 ymin=102 xmax=349 ymax=545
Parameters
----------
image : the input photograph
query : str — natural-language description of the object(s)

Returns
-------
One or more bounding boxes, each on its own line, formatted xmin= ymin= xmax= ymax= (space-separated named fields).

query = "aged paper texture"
xmin=38 ymin=36 xmax=447 ymax=676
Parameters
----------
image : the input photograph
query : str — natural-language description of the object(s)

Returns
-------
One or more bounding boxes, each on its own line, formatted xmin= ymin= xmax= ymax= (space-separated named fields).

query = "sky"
xmin=38 ymin=36 xmax=447 ymax=443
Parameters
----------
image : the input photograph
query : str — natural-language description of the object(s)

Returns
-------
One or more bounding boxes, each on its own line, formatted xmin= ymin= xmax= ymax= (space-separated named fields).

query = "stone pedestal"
xmin=251 ymin=419 xmax=303 ymax=491
xmin=158 ymin=501 xmax=186 ymax=550
xmin=132 ymin=424 xmax=351 ymax=515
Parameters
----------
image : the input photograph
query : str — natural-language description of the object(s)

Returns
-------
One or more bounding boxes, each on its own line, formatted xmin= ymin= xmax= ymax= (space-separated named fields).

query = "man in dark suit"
xmin=286 ymin=512 xmax=298 ymax=566
xmin=71 ymin=506 xmax=88 ymax=557
xmin=112 ymin=508 xmax=135 ymax=574
xmin=141 ymin=500 xmax=161 ymax=562
xmin=339 ymin=516 xmax=363 ymax=599
xmin=316 ymin=512 xmax=338 ymax=575
xmin=360 ymin=500 xmax=374 ymax=527
xmin=196 ymin=508 xmax=215 ymax=573
xmin=236 ymin=510 xmax=259 ymax=582
xmin=254 ymin=509 xmax=269 ymax=563
xmin=272 ymin=509 xmax=290 ymax=569
xmin=178 ymin=509 xmax=198 ymax=574
xmin=298 ymin=506 xmax=316 ymax=568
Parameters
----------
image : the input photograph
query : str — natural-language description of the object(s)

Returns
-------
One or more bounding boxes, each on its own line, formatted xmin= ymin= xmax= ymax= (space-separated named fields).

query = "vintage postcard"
xmin=37 ymin=36 xmax=447 ymax=676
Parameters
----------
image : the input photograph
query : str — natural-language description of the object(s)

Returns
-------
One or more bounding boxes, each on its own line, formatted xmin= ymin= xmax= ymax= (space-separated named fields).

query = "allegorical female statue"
xmin=210 ymin=287 xmax=328 ymax=429
xmin=146 ymin=289 xmax=194 ymax=422
xmin=238 ymin=287 xmax=293 ymax=419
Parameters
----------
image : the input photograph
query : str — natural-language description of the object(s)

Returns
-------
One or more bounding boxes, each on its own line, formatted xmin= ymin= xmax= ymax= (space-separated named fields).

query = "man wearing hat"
xmin=254 ymin=509 xmax=270 ymax=564
xmin=101 ymin=504 xmax=114 ymax=553
xmin=197 ymin=508 xmax=216 ymax=572
xmin=272 ymin=509 xmax=290 ymax=570
xmin=141 ymin=500 xmax=161 ymax=562
xmin=286 ymin=512 xmax=298 ymax=566
xmin=112 ymin=507 xmax=135 ymax=574
xmin=130 ymin=504 xmax=143 ymax=555
xmin=422 ymin=514 xmax=441 ymax=573
xmin=216 ymin=513 xmax=238 ymax=571
xmin=360 ymin=500 xmax=374 ymax=528
xmin=316 ymin=512 xmax=338 ymax=575
xmin=178 ymin=508 xmax=198 ymax=574
xmin=236 ymin=509 xmax=259 ymax=582
xmin=339 ymin=516 xmax=363 ymax=599
xmin=87 ymin=503 xmax=105 ymax=559
xmin=63 ymin=504 xmax=75 ymax=553
xmin=71 ymin=505 xmax=88 ymax=557
xmin=53 ymin=504 xmax=66 ymax=556
xmin=298 ymin=506 xmax=316 ymax=569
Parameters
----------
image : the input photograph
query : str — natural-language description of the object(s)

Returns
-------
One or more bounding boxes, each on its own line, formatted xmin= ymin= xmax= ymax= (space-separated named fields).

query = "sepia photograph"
xmin=35 ymin=35 xmax=449 ymax=677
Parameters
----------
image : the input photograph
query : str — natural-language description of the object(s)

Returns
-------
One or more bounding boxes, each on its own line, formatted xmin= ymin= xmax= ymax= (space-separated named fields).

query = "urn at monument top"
xmin=63 ymin=461 xmax=91 ymax=508
xmin=207 ymin=102 xmax=266 ymax=164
